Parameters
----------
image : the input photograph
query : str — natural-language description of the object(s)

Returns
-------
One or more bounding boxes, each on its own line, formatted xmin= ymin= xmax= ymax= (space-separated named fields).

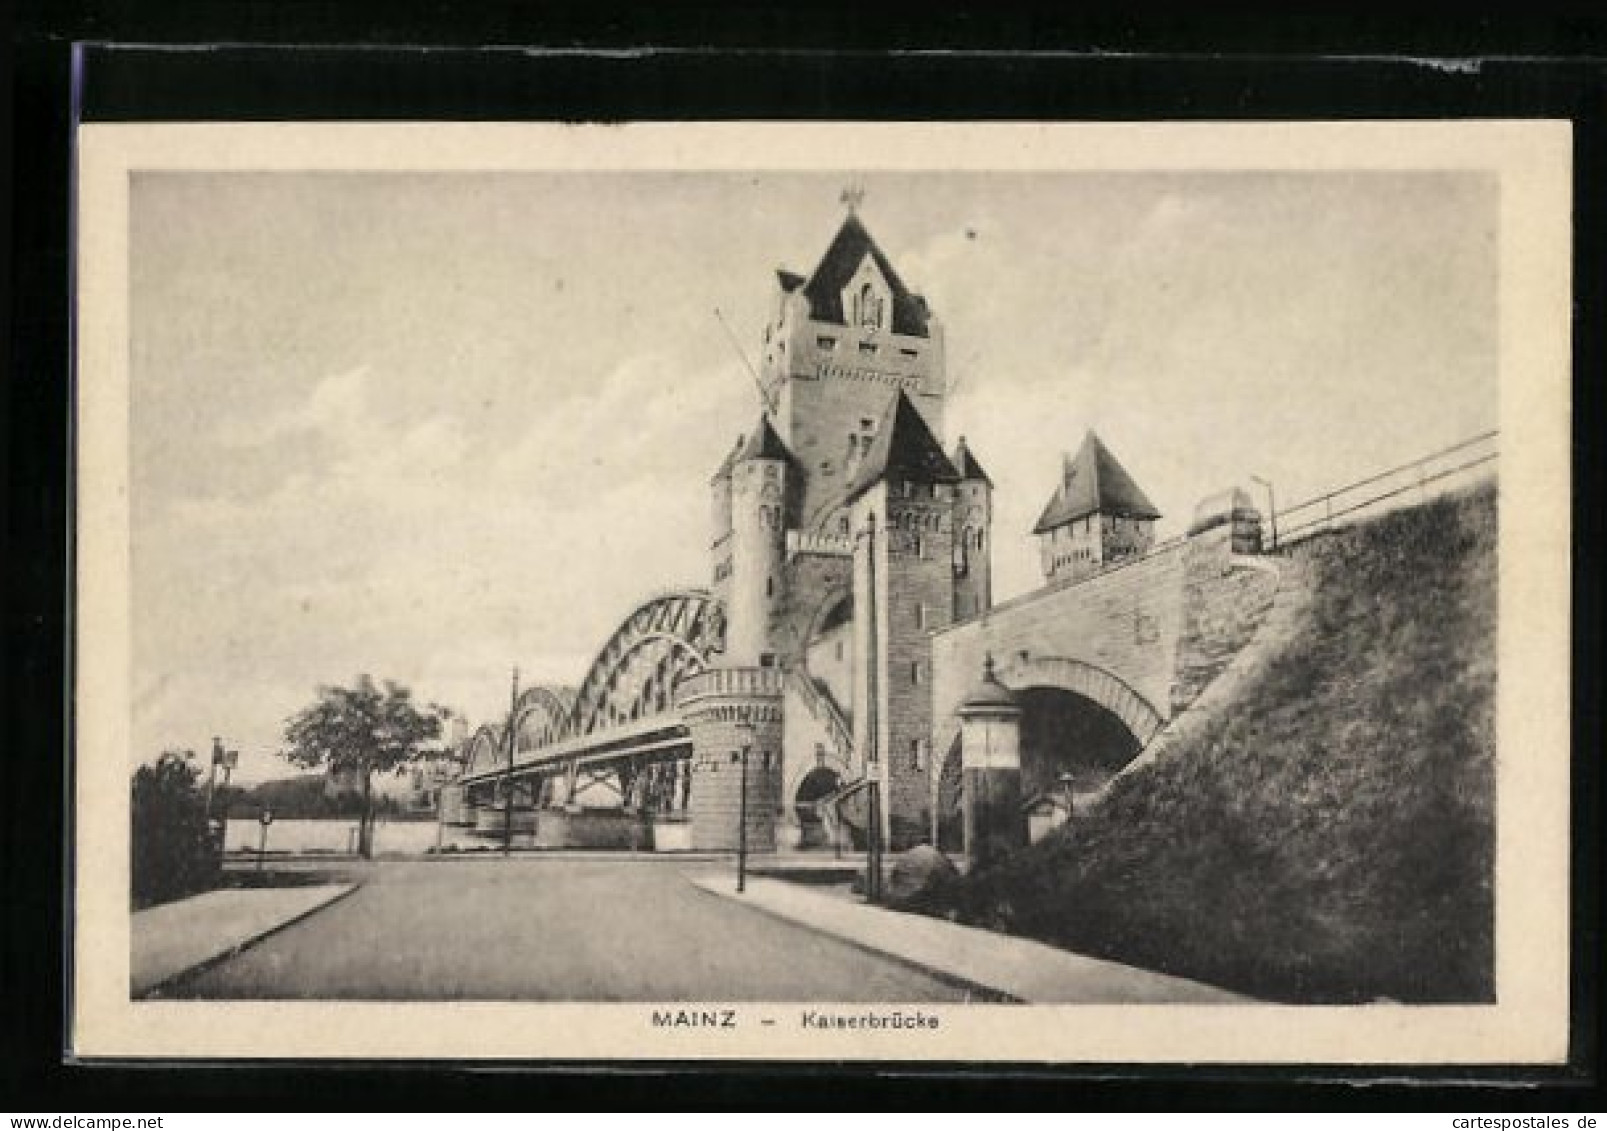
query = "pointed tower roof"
xmin=711 ymin=435 xmax=743 ymax=482
xmin=735 ymin=414 xmax=792 ymax=463
xmin=846 ymin=391 xmax=961 ymax=502
xmin=1032 ymin=431 xmax=1161 ymax=534
xmin=951 ymin=436 xmax=993 ymax=486
xmin=797 ymin=213 xmax=931 ymax=338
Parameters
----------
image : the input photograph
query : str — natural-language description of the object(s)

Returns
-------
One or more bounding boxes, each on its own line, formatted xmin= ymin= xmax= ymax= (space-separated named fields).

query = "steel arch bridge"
xmin=455 ymin=589 xmax=724 ymax=817
xmin=571 ymin=589 xmax=724 ymax=736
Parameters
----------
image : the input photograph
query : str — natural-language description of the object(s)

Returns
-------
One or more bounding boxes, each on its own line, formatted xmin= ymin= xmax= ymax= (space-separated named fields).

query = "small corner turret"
xmin=723 ymin=415 xmax=793 ymax=668
xmin=951 ymin=435 xmax=995 ymax=621
xmin=1034 ymin=430 xmax=1160 ymax=583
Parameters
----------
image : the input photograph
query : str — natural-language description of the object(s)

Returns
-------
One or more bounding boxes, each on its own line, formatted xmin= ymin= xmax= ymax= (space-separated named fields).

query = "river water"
xmin=222 ymin=817 xmax=487 ymax=856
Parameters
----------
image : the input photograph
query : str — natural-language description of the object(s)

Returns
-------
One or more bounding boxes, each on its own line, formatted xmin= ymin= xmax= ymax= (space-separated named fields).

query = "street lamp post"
xmin=256 ymin=807 xmax=273 ymax=872
xmin=205 ymin=736 xmax=238 ymax=862
xmin=504 ymin=666 xmax=519 ymax=858
xmin=204 ymin=735 xmax=222 ymax=818
xmin=1250 ymin=474 xmax=1278 ymax=552
xmin=735 ymin=721 xmax=756 ymax=893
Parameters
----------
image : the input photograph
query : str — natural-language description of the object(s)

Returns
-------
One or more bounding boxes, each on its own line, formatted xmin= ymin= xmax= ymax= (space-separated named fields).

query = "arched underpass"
xmin=934 ymin=662 xmax=1160 ymax=850
xmin=1016 ymin=687 xmax=1145 ymax=806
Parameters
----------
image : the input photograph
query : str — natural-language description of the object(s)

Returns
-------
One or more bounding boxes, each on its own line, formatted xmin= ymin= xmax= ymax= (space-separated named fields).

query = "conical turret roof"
xmin=1032 ymin=431 xmax=1161 ymax=534
xmin=735 ymin=414 xmax=792 ymax=463
xmin=845 ymin=390 xmax=960 ymax=502
xmin=951 ymin=436 xmax=993 ymax=486
xmin=711 ymin=436 xmax=743 ymax=482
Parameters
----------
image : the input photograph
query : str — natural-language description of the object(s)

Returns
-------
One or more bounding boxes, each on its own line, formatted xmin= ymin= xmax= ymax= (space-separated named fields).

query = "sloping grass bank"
xmin=952 ymin=485 xmax=1497 ymax=1003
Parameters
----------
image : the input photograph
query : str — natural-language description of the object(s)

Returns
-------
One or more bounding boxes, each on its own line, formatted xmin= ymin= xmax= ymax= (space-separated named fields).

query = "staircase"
xmin=786 ymin=668 xmax=854 ymax=761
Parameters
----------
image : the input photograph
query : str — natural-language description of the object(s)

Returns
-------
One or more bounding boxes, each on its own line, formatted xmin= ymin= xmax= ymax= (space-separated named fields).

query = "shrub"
xmin=131 ymin=751 xmax=221 ymax=909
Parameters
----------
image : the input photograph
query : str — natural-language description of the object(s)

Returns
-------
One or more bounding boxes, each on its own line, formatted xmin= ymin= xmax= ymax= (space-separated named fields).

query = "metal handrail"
xmin=1276 ymin=431 xmax=1498 ymax=546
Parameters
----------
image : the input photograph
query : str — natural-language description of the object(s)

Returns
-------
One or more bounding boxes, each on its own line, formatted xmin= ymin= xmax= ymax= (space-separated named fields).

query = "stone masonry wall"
xmin=1171 ymin=524 xmax=1280 ymax=714
xmin=932 ymin=523 xmax=1280 ymax=770
xmin=881 ymin=486 xmax=957 ymax=850
xmin=932 ymin=542 xmax=1189 ymax=764
xmin=682 ymin=670 xmax=785 ymax=852
xmin=773 ymin=550 xmax=853 ymax=668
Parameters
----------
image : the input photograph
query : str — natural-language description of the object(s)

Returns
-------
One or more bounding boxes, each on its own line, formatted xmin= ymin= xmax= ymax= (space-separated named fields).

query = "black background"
xmin=6 ymin=3 xmax=1605 ymax=1110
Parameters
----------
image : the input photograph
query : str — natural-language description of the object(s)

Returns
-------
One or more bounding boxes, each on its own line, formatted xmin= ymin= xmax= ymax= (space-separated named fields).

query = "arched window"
xmin=858 ymin=282 xmax=883 ymax=330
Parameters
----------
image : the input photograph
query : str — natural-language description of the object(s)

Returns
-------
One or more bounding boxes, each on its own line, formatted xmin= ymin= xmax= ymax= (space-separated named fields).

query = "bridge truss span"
xmin=455 ymin=589 xmax=726 ymax=810
xmin=571 ymin=588 xmax=725 ymax=736
xmin=513 ymin=685 xmax=577 ymax=755
xmin=462 ymin=722 xmax=507 ymax=780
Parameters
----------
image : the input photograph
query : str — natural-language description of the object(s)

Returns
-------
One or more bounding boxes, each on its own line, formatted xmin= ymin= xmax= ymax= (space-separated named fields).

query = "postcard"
xmin=74 ymin=121 xmax=1571 ymax=1062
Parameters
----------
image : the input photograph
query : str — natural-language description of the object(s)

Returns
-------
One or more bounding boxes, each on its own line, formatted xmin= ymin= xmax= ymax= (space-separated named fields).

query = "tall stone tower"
xmin=694 ymin=202 xmax=998 ymax=853
xmin=759 ymin=209 xmax=948 ymax=535
xmin=846 ymin=391 xmax=963 ymax=850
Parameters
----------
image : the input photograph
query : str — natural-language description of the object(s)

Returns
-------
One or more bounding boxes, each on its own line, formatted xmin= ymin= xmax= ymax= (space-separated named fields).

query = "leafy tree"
xmin=282 ymin=675 xmax=448 ymax=857
xmin=131 ymin=750 xmax=220 ymax=908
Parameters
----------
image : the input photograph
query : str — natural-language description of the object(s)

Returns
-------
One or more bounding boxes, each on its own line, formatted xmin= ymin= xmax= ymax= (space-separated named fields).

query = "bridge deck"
xmin=457 ymin=710 xmax=690 ymax=786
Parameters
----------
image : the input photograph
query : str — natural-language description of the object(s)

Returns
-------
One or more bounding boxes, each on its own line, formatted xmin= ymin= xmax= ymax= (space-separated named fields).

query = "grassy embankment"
xmin=952 ymin=484 xmax=1497 ymax=1003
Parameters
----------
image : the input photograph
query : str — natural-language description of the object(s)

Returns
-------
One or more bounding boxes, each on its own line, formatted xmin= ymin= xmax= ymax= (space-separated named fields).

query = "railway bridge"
xmin=451 ymin=589 xmax=723 ymax=849
xmin=445 ymin=487 xmax=1281 ymax=855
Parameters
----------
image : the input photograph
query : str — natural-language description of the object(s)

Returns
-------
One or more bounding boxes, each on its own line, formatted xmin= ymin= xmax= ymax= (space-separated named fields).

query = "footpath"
xmin=691 ymin=874 xmax=1247 ymax=1004
xmin=131 ymin=883 xmax=356 ymax=996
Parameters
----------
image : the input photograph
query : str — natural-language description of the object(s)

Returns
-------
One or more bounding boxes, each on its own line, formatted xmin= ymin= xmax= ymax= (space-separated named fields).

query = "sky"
xmin=130 ymin=169 xmax=1497 ymax=782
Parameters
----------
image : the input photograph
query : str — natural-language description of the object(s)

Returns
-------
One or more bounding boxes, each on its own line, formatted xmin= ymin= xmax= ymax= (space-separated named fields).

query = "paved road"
xmin=169 ymin=858 xmax=974 ymax=1001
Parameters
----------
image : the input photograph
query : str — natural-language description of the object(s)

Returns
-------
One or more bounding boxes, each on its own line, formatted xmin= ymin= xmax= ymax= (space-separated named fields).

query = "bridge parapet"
xmin=931 ymin=494 xmax=1281 ymax=768
xmin=786 ymin=531 xmax=853 ymax=561
xmin=678 ymin=665 xmax=785 ymax=853
xmin=676 ymin=665 xmax=786 ymax=705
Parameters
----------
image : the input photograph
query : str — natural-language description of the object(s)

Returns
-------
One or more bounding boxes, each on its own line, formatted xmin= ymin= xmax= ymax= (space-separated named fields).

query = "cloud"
xmin=135 ymin=348 xmax=758 ymax=778
xmin=216 ymin=364 xmax=372 ymax=448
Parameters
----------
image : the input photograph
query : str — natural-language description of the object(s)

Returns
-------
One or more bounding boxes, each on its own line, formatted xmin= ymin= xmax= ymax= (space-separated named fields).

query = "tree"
xmin=282 ymin=675 xmax=447 ymax=858
xmin=131 ymin=751 xmax=220 ymax=908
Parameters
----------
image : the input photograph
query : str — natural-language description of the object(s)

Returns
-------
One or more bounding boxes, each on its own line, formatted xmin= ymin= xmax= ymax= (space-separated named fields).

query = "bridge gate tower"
xmin=693 ymin=203 xmax=996 ymax=853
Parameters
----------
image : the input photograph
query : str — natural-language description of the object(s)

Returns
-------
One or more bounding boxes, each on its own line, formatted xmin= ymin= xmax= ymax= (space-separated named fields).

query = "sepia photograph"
xmin=71 ymin=121 xmax=1572 ymax=1062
